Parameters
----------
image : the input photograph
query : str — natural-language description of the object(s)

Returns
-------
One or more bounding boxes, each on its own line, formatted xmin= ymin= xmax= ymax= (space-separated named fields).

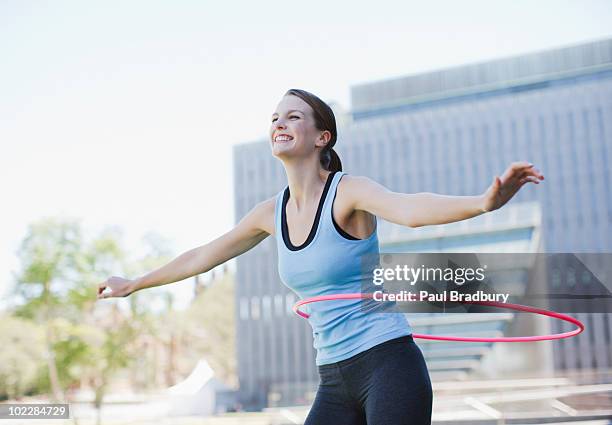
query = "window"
xmin=251 ymin=296 xmax=260 ymax=320
xmin=274 ymin=295 xmax=284 ymax=317
xmin=285 ymin=293 xmax=295 ymax=315
xmin=567 ymin=267 xmax=576 ymax=287
xmin=262 ymin=295 xmax=272 ymax=319
xmin=551 ymin=267 xmax=561 ymax=288
xmin=240 ymin=297 xmax=249 ymax=320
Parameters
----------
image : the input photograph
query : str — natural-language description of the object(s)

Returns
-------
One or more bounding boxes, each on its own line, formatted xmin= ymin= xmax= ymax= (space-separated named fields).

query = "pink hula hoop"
xmin=292 ymin=293 xmax=584 ymax=342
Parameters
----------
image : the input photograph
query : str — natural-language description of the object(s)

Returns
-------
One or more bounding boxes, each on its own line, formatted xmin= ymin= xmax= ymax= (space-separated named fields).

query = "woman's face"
xmin=270 ymin=95 xmax=326 ymax=160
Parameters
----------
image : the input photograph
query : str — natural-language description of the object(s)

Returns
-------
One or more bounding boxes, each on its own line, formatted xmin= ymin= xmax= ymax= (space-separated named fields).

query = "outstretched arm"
xmin=344 ymin=161 xmax=544 ymax=228
xmin=97 ymin=197 xmax=275 ymax=298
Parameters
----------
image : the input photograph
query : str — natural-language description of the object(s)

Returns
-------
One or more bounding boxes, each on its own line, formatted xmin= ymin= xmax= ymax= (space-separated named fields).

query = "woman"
xmin=97 ymin=88 xmax=544 ymax=424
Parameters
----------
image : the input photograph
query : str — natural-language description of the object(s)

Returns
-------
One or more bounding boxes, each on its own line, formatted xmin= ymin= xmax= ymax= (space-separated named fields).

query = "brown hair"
xmin=284 ymin=88 xmax=342 ymax=172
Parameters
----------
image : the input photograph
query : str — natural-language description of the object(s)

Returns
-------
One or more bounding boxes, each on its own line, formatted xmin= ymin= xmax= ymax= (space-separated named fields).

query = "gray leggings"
xmin=305 ymin=335 xmax=433 ymax=425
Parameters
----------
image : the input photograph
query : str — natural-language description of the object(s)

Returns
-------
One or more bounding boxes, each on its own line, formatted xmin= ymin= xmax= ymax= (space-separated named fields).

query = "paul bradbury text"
xmin=373 ymin=290 xmax=510 ymax=304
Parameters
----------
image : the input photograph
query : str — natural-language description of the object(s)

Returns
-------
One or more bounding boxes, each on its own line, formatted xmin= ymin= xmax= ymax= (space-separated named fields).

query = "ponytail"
xmin=285 ymin=88 xmax=343 ymax=173
xmin=321 ymin=147 xmax=342 ymax=172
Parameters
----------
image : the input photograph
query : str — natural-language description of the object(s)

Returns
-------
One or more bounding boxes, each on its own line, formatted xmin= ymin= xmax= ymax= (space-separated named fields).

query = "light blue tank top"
xmin=274 ymin=171 xmax=413 ymax=366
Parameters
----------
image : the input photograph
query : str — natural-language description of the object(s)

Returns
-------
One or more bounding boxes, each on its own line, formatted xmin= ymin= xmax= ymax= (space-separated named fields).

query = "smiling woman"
xmin=271 ymin=89 xmax=342 ymax=173
xmin=97 ymin=87 xmax=545 ymax=425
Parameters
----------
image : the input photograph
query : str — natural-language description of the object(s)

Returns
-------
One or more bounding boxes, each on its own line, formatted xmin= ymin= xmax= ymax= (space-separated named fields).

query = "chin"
xmin=272 ymin=143 xmax=293 ymax=155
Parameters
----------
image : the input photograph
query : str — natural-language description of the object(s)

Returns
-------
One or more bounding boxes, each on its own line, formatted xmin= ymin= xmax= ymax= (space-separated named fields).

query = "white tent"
xmin=166 ymin=358 xmax=231 ymax=416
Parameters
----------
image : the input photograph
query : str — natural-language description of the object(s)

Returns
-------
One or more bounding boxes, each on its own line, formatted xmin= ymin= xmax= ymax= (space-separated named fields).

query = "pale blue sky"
xmin=1 ymin=0 xmax=611 ymax=308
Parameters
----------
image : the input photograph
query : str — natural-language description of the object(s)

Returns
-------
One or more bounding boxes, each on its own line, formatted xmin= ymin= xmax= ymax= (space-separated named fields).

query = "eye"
xmin=272 ymin=115 xmax=299 ymax=123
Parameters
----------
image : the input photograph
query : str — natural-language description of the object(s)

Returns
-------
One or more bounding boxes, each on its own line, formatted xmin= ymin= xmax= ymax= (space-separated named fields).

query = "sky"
xmin=1 ymin=0 xmax=611 ymax=309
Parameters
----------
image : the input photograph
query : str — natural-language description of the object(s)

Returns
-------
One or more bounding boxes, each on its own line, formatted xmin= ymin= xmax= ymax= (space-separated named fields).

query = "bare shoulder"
xmin=338 ymin=174 xmax=383 ymax=190
xmin=247 ymin=195 xmax=276 ymax=236
xmin=336 ymin=174 xmax=388 ymax=210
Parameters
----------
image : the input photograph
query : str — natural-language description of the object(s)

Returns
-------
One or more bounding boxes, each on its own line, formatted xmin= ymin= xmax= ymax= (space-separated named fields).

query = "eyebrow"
xmin=271 ymin=109 xmax=305 ymax=117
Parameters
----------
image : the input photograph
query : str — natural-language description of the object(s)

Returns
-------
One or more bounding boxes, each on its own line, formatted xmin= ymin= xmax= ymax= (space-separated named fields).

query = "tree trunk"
xmin=44 ymin=280 xmax=63 ymax=402
xmin=94 ymin=381 xmax=104 ymax=425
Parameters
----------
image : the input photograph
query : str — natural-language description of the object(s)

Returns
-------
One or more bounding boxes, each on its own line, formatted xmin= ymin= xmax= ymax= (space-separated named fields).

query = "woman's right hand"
xmin=97 ymin=276 xmax=136 ymax=300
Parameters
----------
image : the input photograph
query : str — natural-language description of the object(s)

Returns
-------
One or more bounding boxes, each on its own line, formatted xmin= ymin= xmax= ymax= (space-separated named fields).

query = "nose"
xmin=272 ymin=122 xmax=286 ymax=137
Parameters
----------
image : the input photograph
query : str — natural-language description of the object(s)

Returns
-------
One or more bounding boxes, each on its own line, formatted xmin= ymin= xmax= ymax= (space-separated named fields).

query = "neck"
xmin=283 ymin=158 xmax=332 ymax=210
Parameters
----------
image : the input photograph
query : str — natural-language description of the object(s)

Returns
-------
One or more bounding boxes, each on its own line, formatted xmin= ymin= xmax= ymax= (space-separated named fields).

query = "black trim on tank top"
xmin=281 ymin=171 xmax=336 ymax=251
xmin=331 ymin=177 xmax=361 ymax=241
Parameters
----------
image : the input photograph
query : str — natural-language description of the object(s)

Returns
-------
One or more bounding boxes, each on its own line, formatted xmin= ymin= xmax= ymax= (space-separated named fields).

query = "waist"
xmin=318 ymin=334 xmax=414 ymax=371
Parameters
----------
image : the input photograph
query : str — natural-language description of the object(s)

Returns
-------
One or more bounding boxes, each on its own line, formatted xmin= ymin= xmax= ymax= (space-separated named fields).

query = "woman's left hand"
xmin=481 ymin=161 xmax=545 ymax=212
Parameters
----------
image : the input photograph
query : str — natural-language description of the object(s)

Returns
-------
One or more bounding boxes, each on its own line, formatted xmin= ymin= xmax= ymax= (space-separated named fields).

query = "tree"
xmin=182 ymin=271 xmax=237 ymax=387
xmin=9 ymin=216 xmax=191 ymax=425
xmin=11 ymin=218 xmax=143 ymax=424
xmin=0 ymin=315 xmax=45 ymax=400
xmin=12 ymin=217 xmax=84 ymax=402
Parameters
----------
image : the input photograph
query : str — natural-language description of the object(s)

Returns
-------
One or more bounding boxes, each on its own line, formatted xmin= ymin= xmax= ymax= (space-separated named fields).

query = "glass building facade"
xmin=232 ymin=38 xmax=612 ymax=410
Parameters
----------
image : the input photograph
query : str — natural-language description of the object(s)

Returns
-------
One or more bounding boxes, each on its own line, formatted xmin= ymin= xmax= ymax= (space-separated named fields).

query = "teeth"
xmin=275 ymin=136 xmax=293 ymax=142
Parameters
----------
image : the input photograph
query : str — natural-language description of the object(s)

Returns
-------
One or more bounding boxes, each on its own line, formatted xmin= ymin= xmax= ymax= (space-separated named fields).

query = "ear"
xmin=315 ymin=130 xmax=332 ymax=149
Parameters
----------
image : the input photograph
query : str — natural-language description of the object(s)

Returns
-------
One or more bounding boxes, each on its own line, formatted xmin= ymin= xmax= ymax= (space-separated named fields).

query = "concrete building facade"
xmin=233 ymin=38 xmax=612 ymax=409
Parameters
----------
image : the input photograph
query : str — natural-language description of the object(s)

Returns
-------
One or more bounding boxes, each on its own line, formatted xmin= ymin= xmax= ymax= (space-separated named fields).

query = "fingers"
xmin=508 ymin=161 xmax=545 ymax=181
xmin=97 ymin=289 xmax=113 ymax=300
xmin=521 ymin=168 xmax=545 ymax=181
xmin=97 ymin=281 xmax=110 ymax=300
xmin=510 ymin=161 xmax=533 ymax=172
xmin=534 ymin=169 xmax=545 ymax=180
xmin=503 ymin=162 xmax=531 ymax=182
xmin=511 ymin=161 xmax=543 ymax=176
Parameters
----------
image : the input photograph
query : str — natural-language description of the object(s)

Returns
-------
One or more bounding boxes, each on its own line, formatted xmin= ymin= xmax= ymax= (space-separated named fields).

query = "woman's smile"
xmin=274 ymin=134 xmax=294 ymax=143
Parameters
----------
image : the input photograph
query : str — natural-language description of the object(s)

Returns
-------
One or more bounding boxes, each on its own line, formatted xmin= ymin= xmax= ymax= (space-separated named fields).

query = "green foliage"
xmin=50 ymin=318 xmax=102 ymax=388
xmin=12 ymin=217 xmax=84 ymax=321
xmin=182 ymin=272 xmax=237 ymax=387
xmin=4 ymin=214 xmax=237 ymax=407
xmin=5 ymin=216 xmax=172 ymax=402
xmin=0 ymin=315 xmax=45 ymax=399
